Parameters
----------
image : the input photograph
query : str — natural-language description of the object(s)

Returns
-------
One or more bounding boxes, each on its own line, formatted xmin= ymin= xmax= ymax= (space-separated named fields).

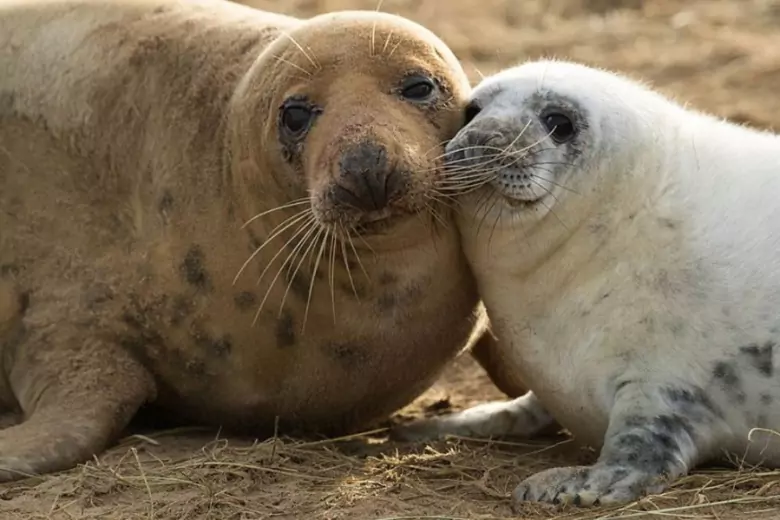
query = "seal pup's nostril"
xmin=463 ymin=100 xmax=482 ymax=125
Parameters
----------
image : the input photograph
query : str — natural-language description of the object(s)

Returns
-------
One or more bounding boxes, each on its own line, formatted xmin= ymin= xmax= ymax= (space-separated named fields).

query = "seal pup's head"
xmin=443 ymin=59 xmax=674 ymax=238
xmin=229 ymin=11 xmax=471 ymax=247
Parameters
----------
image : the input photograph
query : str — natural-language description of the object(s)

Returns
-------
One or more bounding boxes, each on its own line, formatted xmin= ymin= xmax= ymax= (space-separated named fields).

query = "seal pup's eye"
xmin=279 ymin=98 xmax=317 ymax=138
xmin=400 ymin=75 xmax=438 ymax=102
xmin=542 ymin=111 xmax=576 ymax=144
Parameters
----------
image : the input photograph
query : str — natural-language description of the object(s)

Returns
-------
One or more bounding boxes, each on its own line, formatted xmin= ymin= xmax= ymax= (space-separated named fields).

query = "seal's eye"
xmin=400 ymin=75 xmax=437 ymax=102
xmin=464 ymin=100 xmax=482 ymax=125
xmin=279 ymin=98 xmax=318 ymax=138
xmin=542 ymin=112 xmax=576 ymax=144
xmin=282 ymin=105 xmax=313 ymax=135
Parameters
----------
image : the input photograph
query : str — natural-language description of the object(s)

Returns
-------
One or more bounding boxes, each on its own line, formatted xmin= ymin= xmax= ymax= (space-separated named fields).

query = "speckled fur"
xmin=0 ymin=0 xmax=496 ymax=481
xmin=392 ymin=60 xmax=780 ymax=507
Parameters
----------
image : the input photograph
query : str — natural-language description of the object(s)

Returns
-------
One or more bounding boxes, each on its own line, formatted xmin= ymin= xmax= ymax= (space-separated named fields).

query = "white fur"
xmin=394 ymin=60 xmax=780 ymax=507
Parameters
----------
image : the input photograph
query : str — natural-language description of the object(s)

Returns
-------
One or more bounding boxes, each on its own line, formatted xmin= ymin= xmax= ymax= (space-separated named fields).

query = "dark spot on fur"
xmin=0 ymin=263 xmax=20 ymax=277
xmin=377 ymin=292 xmax=396 ymax=310
xmin=339 ymin=281 xmax=366 ymax=299
xmin=283 ymin=269 xmax=310 ymax=300
xmin=83 ymin=284 xmax=114 ymax=309
xmin=191 ymin=326 xmax=232 ymax=357
xmin=658 ymin=218 xmax=678 ymax=229
xmin=180 ymin=246 xmax=210 ymax=289
xmin=170 ymin=296 xmax=192 ymax=326
xmin=276 ymin=309 xmax=296 ymax=348
xmin=712 ymin=361 xmax=746 ymax=403
xmin=249 ymin=234 xmax=263 ymax=251
xmin=760 ymin=393 xmax=773 ymax=405
xmin=379 ymin=272 xmax=398 ymax=285
xmin=159 ymin=191 xmax=174 ymax=214
xmin=661 ymin=386 xmax=722 ymax=420
xmin=18 ymin=291 xmax=30 ymax=314
xmin=739 ymin=342 xmax=773 ymax=377
xmin=326 ymin=342 xmax=368 ymax=368
xmin=185 ymin=358 xmax=207 ymax=376
xmin=0 ymin=91 xmax=15 ymax=114
xmin=234 ymin=291 xmax=257 ymax=311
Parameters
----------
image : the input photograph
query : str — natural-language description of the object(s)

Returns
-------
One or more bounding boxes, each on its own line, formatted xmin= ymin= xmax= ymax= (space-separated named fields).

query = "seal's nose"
xmin=334 ymin=141 xmax=401 ymax=212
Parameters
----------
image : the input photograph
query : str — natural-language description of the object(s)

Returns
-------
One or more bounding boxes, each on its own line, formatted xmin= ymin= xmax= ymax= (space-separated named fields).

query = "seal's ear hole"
xmin=464 ymin=100 xmax=482 ymax=125
xmin=541 ymin=111 xmax=576 ymax=144
xmin=400 ymin=75 xmax=438 ymax=103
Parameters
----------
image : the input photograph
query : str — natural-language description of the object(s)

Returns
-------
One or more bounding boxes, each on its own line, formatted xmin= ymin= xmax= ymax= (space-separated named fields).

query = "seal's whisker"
xmin=370 ymin=0 xmax=384 ymax=57
xmin=475 ymin=191 xmax=500 ymax=238
xmin=272 ymin=55 xmax=312 ymax=78
xmin=381 ymin=29 xmax=395 ymax=55
xmin=328 ymin=228 xmax=337 ymax=324
xmin=302 ymin=227 xmax=330 ymax=333
xmin=536 ymin=194 xmax=569 ymax=233
xmin=387 ymin=37 xmax=405 ymax=58
xmin=423 ymin=200 xmax=448 ymax=229
xmin=488 ymin=196 xmax=504 ymax=247
xmin=251 ymin=215 xmax=319 ymax=325
xmin=233 ymin=208 xmax=313 ymax=285
xmin=435 ymin=176 xmax=497 ymax=193
xmin=339 ymin=224 xmax=360 ymax=301
xmin=279 ymin=31 xmax=319 ymax=71
xmin=269 ymin=218 xmax=322 ymax=317
xmin=346 ymin=230 xmax=371 ymax=282
xmin=241 ymin=197 xmax=311 ymax=229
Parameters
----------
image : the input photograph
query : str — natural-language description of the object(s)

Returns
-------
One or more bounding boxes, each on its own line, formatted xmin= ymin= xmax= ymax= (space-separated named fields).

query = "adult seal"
xmin=393 ymin=60 xmax=780 ymax=507
xmin=0 ymin=0 xmax=499 ymax=481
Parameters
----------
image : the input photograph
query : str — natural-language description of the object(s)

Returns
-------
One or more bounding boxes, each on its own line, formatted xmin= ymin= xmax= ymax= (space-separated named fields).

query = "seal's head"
xmin=443 ymin=59 xmax=661 ymax=230
xmin=229 ymin=11 xmax=470 ymax=241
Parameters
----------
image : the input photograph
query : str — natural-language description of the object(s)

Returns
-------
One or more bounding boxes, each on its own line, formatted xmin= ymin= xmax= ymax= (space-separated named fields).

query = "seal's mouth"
xmin=353 ymin=208 xmax=413 ymax=234
xmin=500 ymin=194 xmax=546 ymax=208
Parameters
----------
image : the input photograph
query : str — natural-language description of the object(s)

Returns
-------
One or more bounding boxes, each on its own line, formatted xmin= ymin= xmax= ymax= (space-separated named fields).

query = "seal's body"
xmin=393 ymin=60 xmax=780 ymax=507
xmin=0 ymin=0 xmax=486 ymax=480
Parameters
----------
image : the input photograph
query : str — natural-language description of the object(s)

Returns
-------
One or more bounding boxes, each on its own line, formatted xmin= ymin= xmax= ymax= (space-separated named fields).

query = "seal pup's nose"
xmin=335 ymin=141 xmax=401 ymax=212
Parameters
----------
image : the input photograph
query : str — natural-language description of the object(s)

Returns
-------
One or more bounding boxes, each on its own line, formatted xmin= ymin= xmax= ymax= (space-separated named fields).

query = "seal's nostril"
xmin=463 ymin=100 xmax=482 ymax=125
xmin=337 ymin=141 xmax=395 ymax=211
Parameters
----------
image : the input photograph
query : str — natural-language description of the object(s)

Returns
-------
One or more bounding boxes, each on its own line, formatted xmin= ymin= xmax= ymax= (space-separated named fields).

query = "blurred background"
xmin=238 ymin=0 xmax=780 ymax=131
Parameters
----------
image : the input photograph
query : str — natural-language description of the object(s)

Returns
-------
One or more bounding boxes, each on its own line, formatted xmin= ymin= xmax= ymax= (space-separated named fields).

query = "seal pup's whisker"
xmin=233 ymin=207 xmax=314 ymax=285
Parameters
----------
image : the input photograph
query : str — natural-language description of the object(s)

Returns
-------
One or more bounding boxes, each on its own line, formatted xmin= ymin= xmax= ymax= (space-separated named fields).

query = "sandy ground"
xmin=4 ymin=0 xmax=780 ymax=518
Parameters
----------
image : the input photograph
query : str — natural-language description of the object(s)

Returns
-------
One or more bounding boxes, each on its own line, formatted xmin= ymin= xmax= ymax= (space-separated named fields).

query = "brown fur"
xmin=0 ymin=0 xmax=497 ymax=480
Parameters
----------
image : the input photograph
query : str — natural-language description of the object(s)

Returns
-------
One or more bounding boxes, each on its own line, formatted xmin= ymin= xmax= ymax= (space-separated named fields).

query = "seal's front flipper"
xmin=0 ymin=328 xmax=156 ymax=481
xmin=512 ymin=381 xmax=728 ymax=507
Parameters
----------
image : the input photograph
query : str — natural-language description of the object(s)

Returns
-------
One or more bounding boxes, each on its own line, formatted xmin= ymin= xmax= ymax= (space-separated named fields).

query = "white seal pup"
xmin=392 ymin=59 xmax=780 ymax=507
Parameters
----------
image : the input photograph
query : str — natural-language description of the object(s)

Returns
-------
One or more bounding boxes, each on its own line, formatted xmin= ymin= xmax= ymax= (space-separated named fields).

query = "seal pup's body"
xmin=0 ymin=0 xmax=493 ymax=480
xmin=393 ymin=59 xmax=780 ymax=507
